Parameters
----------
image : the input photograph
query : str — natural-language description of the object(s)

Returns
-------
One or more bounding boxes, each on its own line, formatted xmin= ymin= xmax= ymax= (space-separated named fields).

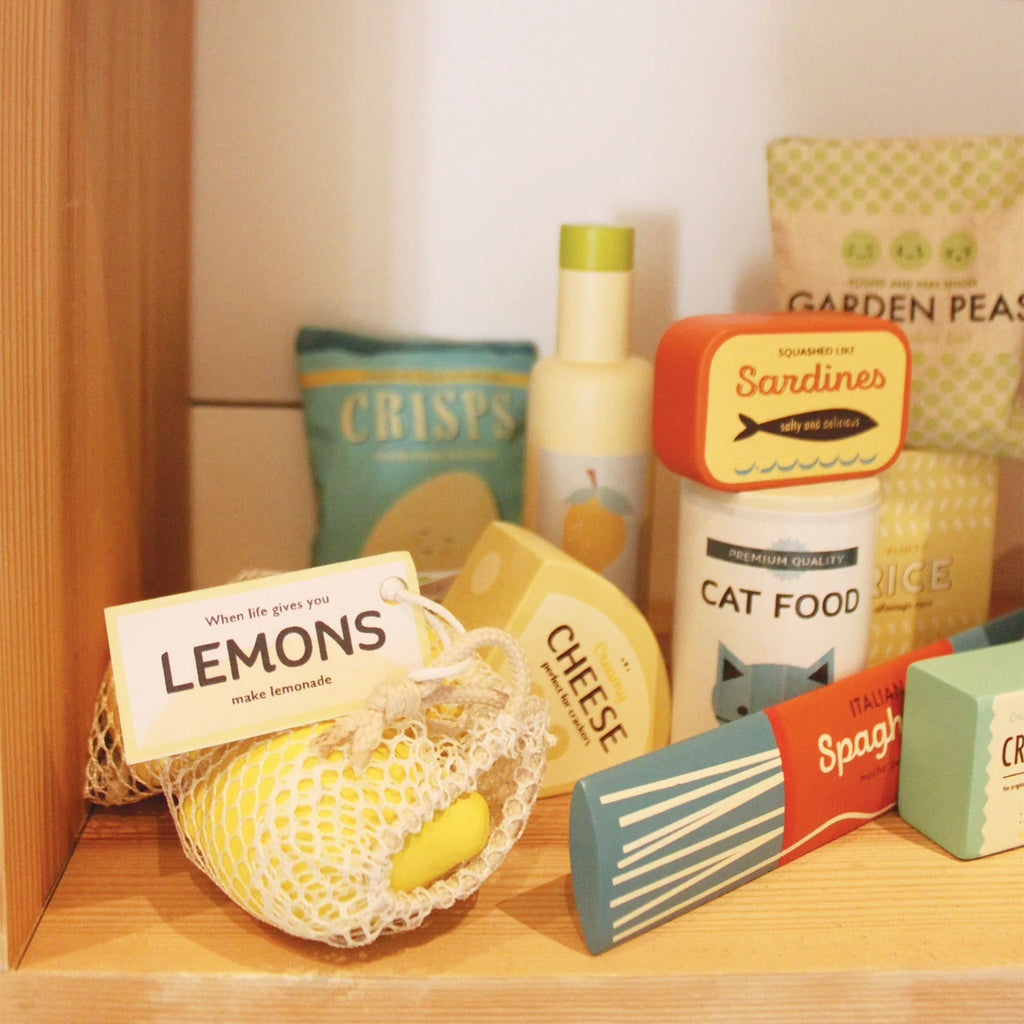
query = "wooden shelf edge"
xmin=2 ymin=966 xmax=1023 ymax=1023
xmin=5 ymin=790 xmax=1022 ymax=1024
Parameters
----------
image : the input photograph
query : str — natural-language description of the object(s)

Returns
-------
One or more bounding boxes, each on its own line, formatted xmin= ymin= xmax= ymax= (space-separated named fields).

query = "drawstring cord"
xmin=313 ymin=579 xmax=531 ymax=770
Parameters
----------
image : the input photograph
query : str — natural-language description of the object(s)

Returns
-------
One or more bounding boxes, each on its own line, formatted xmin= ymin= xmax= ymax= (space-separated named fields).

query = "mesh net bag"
xmin=85 ymin=662 xmax=165 ymax=805
xmin=85 ymin=578 xmax=551 ymax=947
xmin=84 ymin=570 xmax=277 ymax=807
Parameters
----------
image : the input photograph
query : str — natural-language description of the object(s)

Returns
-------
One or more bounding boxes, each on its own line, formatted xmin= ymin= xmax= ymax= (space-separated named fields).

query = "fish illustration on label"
xmin=735 ymin=409 xmax=878 ymax=443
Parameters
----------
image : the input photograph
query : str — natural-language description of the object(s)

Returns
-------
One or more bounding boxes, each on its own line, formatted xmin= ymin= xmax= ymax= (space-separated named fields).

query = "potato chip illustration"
xmin=362 ymin=471 xmax=499 ymax=572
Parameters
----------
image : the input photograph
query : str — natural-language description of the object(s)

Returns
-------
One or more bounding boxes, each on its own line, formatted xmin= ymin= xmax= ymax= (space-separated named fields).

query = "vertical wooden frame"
xmin=0 ymin=0 xmax=193 ymax=968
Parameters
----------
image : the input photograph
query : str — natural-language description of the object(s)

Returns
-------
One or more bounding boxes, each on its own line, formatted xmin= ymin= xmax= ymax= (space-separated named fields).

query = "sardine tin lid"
xmin=652 ymin=312 xmax=911 ymax=492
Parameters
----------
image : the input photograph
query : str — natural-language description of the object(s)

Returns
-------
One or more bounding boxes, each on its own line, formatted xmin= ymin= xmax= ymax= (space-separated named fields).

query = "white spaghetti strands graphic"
xmin=611 ymin=828 xmax=784 ymax=933
xmin=612 ymin=844 xmax=748 ymax=913
xmin=599 ymin=747 xmax=782 ymax=805
xmin=612 ymin=806 xmax=785 ymax=889
xmin=611 ymin=824 xmax=786 ymax=914
xmin=612 ymin=847 xmax=784 ymax=943
xmin=617 ymin=754 xmax=782 ymax=828
xmin=618 ymin=770 xmax=783 ymax=863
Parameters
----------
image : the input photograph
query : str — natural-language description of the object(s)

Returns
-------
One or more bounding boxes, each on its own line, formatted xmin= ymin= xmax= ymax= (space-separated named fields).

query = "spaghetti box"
xmin=898 ymin=639 xmax=1024 ymax=860
xmin=653 ymin=312 xmax=911 ymax=490
xmin=569 ymin=610 xmax=1022 ymax=954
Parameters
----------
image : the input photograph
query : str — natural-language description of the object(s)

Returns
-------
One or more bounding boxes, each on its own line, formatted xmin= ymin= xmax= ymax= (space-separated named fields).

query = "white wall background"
xmin=190 ymin=0 xmax=1024 ymax=607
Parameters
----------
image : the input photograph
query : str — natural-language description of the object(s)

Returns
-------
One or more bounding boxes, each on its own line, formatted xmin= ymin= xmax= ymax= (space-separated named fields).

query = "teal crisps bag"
xmin=298 ymin=328 xmax=536 ymax=577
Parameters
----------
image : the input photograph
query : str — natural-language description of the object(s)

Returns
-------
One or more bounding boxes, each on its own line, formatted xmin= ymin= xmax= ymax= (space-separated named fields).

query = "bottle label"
xmin=533 ymin=449 xmax=647 ymax=601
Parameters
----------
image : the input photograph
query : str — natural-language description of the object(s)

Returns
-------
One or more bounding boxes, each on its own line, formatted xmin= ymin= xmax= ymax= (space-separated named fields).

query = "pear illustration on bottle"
xmin=561 ymin=468 xmax=633 ymax=572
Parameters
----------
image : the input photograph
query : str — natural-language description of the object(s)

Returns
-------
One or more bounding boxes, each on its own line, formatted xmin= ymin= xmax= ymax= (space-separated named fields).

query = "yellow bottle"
xmin=523 ymin=224 xmax=653 ymax=604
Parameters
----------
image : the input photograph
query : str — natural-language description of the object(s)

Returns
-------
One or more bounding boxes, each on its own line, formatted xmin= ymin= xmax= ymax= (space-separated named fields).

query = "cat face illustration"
xmin=712 ymin=644 xmax=834 ymax=723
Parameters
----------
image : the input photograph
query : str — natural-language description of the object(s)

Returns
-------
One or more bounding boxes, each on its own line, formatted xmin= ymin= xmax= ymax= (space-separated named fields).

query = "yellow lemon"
xmin=175 ymin=722 xmax=490 ymax=929
xmin=389 ymin=791 xmax=490 ymax=892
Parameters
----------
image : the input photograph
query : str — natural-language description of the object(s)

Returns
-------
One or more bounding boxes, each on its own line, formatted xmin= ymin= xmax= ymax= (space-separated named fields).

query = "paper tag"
xmin=105 ymin=554 xmax=430 ymax=764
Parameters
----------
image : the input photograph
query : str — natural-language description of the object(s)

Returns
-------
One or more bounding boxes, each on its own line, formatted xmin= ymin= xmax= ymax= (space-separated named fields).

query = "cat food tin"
xmin=670 ymin=476 xmax=881 ymax=741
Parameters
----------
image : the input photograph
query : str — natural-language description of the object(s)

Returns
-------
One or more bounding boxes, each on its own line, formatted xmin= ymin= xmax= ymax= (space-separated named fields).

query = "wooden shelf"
xmin=2 ymin=793 xmax=1021 ymax=1022
xmin=2 ymin=4 xmax=1021 ymax=1018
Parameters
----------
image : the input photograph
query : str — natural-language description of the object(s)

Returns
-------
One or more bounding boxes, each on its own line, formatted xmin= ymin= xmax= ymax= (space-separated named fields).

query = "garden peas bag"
xmin=767 ymin=135 xmax=1024 ymax=459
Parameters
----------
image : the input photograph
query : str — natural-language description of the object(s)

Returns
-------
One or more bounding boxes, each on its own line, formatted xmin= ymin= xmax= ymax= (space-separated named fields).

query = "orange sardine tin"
xmin=653 ymin=312 xmax=911 ymax=490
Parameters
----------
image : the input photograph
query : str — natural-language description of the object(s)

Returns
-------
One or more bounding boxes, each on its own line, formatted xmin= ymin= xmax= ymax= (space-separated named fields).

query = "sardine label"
xmin=704 ymin=329 xmax=909 ymax=485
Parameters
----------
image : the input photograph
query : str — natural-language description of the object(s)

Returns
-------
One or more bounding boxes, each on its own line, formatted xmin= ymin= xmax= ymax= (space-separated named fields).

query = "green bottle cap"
xmin=559 ymin=224 xmax=634 ymax=272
